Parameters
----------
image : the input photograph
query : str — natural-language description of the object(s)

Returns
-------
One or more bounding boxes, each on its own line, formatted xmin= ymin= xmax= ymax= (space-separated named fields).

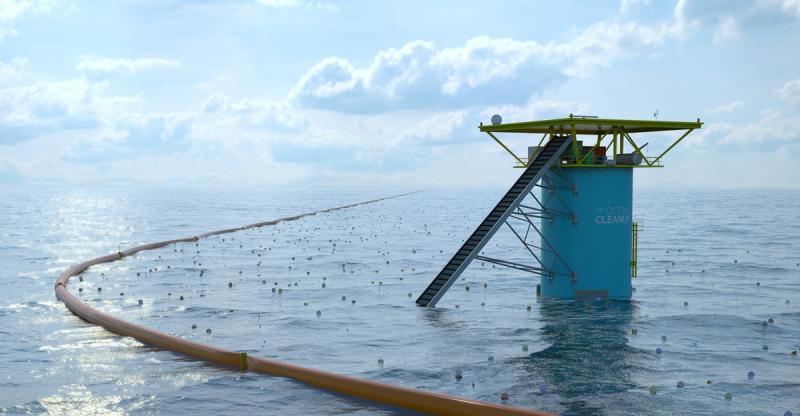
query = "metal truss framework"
xmin=479 ymin=171 xmax=577 ymax=281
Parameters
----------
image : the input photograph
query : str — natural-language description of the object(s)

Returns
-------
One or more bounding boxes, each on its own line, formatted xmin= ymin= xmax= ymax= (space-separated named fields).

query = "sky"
xmin=0 ymin=0 xmax=799 ymax=190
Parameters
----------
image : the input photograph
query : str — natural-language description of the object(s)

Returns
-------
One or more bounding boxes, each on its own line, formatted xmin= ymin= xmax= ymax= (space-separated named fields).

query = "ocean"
xmin=1 ymin=187 xmax=799 ymax=415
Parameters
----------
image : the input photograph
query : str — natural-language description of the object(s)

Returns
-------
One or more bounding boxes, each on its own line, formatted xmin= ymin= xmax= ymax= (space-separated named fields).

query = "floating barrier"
xmin=54 ymin=192 xmax=552 ymax=416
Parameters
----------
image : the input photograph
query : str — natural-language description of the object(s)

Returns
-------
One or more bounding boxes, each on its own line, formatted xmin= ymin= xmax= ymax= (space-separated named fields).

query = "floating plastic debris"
xmin=192 ymin=324 xmax=197 ymax=329
xmin=724 ymin=392 xmax=732 ymax=401
xmin=763 ymin=345 xmax=769 ymax=351
xmin=488 ymin=355 xmax=494 ymax=362
xmin=455 ymin=369 xmax=462 ymax=381
xmin=522 ymin=344 xmax=528 ymax=352
xmin=656 ymin=347 xmax=662 ymax=354
xmin=661 ymin=335 xmax=667 ymax=343
xmin=747 ymin=371 xmax=755 ymax=380
xmin=539 ymin=383 xmax=548 ymax=394
xmin=206 ymin=328 xmax=212 ymax=334
xmin=649 ymin=386 xmax=656 ymax=395
xmin=377 ymin=358 xmax=384 ymax=366
xmin=500 ymin=392 xmax=509 ymax=401
xmin=677 ymin=381 xmax=685 ymax=388
xmin=137 ymin=299 xmax=143 ymax=305
xmin=316 ymin=310 xmax=321 ymax=317
xmin=769 ymin=318 xmax=775 ymax=324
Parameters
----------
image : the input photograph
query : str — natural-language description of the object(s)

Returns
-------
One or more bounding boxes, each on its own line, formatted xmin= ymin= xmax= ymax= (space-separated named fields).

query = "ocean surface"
xmin=1 ymin=187 xmax=799 ymax=416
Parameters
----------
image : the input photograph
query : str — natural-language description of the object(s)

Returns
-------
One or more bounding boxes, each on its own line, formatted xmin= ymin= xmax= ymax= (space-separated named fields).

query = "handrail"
xmin=53 ymin=192 xmax=553 ymax=416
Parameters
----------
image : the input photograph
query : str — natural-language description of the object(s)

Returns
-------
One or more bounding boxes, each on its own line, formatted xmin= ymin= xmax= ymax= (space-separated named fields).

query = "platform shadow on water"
xmin=519 ymin=300 xmax=645 ymax=416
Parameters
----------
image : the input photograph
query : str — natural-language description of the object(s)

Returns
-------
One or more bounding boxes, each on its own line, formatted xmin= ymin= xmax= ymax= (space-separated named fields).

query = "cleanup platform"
xmin=417 ymin=115 xmax=702 ymax=307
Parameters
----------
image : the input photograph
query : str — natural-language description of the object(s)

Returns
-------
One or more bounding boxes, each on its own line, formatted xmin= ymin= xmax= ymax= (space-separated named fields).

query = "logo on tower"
xmin=594 ymin=206 xmax=630 ymax=224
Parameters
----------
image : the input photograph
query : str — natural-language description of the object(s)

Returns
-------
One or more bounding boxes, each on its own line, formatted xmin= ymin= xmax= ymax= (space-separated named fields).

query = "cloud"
xmin=0 ymin=57 xmax=28 ymax=84
xmin=290 ymin=20 xmax=682 ymax=113
xmin=675 ymin=0 xmax=800 ymax=44
xmin=776 ymin=78 xmax=800 ymax=103
xmin=255 ymin=0 xmax=338 ymax=12
xmin=76 ymin=57 xmax=181 ymax=74
xmin=0 ymin=0 xmax=61 ymax=42
xmin=707 ymin=100 xmax=746 ymax=114
xmin=0 ymin=78 xmax=100 ymax=144
xmin=695 ymin=109 xmax=800 ymax=147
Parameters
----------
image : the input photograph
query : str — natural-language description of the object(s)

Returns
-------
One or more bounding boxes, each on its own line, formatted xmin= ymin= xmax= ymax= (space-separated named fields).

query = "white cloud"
xmin=620 ymin=0 xmax=651 ymax=13
xmin=0 ymin=57 xmax=28 ymax=83
xmin=776 ymin=78 xmax=800 ymax=103
xmin=713 ymin=15 xmax=742 ymax=42
xmin=255 ymin=0 xmax=338 ymax=12
xmin=76 ymin=57 xmax=181 ymax=74
xmin=291 ymin=20 xmax=682 ymax=113
xmin=0 ymin=0 xmax=61 ymax=42
xmin=695 ymin=109 xmax=800 ymax=146
xmin=707 ymin=100 xmax=746 ymax=114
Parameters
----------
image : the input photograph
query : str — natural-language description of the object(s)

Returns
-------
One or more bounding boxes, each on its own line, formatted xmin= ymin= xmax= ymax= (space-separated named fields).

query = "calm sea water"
xmin=1 ymin=187 xmax=799 ymax=416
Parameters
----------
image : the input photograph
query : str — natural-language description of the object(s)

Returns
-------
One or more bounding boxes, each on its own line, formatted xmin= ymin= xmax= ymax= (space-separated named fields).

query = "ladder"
xmin=416 ymin=135 xmax=572 ymax=307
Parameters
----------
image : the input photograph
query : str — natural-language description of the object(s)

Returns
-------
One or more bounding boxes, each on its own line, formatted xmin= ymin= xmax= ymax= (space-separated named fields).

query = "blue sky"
xmin=1 ymin=0 xmax=799 ymax=189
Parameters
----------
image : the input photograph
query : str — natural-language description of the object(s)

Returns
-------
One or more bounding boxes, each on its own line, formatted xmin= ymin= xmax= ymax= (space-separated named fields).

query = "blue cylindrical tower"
xmin=540 ymin=167 xmax=633 ymax=300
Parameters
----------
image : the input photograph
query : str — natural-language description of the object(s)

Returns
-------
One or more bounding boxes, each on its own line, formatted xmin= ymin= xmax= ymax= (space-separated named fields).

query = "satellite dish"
xmin=491 ymin=114 xmax=502 ymax=125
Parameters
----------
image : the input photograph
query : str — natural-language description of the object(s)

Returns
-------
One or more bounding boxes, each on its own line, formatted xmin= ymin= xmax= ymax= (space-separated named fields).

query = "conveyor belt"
xmin=416 ymin=135 xmax=571 ymax=307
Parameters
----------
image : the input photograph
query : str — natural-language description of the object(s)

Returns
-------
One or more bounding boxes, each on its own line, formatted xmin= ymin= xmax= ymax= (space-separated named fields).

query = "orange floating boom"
xmin=53 ymin=193 xmax=553 ymax=416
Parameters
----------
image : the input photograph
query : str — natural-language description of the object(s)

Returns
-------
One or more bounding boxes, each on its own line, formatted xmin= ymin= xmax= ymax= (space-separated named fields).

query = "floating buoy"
xmin=757 ymin=282 xmax=761 ymax=286
xmin=78 ymin=288 xmax=83 ymax=292
xmin=79 ymin=276 xmax=83 ymax=282
xmin=661 ymin=335 xmax=667 ymax=343
xmin=763 ymin=345 xmax=769 ymax=351
xmin=785 ymin=411 xmax=794 ymax=416
xmin=649 ymin=386 xmax=656 ymax=395
xmin=465 ymin=286 xmax=470 ymax=292
xmin=724 ymin=392 xmax=732 ymax=401
xmin=377 ymin=358 xmax=384 ymax=366
xmin=120 ymin=292 xmax=124 ymax=296
xmin=316 ymin=310 xmax=321 ymax=317
xmin=762 ymin=321 xmax=768 ymax=326
xmin=677 ymin=381 xmax=685 ymax=388
xmin=706 ymin=379 xmax=713 ymax=384
xmin=656 ymin=347 xmax=662 ymax=354
xmin=351 ymin=300 xmax=356 ymax=304
xmin=455 ymin=369 xmax=462 ymax=381
xmin=488 ymin=355 xmax=494 ymax=362
xmin=683 ymin=301 xmax=688 ymax=307
xmin=500 ymin=392 xmax=509 ymax=401
xmin=522 ymin=344 xmax=529 ymax=352
xmin=526 ymin=305 xmax=532 ymax=311
xmin=97 ymin=287 xmax=102 ymax=292
xmin=192 ymin=324 xmax=197 ymax=329
xmin=747 ymin=371 xmax=755 ymax=380
xmin=206 ymin=328 xmax=212 ymax=334
xmin=341 ymin=296 xmax=346 ymax=301
xmin=768 ymin=317 xmax=774 ymax=324
xmin=138 ymin=299 xmax=143 ymax=305
xmin=228 ymin=282 xmax=233 ymax=288
xmin=792 ymin=350 xmax=798 ymax=356
xmin=179 ymin=296 xmax=184 ymax=301
xmin=407 ymin=292 xmax=412 ymax=298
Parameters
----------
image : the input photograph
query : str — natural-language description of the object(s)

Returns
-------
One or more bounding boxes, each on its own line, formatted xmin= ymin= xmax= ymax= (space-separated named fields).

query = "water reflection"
xmin=521 ymin=300 xmax=641 ymax=415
